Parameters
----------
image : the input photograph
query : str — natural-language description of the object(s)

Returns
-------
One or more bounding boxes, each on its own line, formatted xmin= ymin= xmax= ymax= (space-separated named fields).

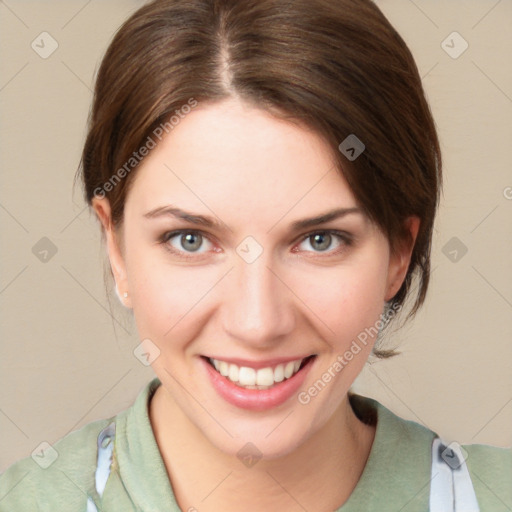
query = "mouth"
xmin=202 ymin=355 xmax=316 ymax=390
xmin=201 ymin=354 xmax=317 ymax=410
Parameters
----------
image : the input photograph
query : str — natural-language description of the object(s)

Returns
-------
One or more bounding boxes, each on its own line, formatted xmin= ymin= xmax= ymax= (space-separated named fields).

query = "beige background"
xmin=1 ymin=0 xmax=511 ymax=473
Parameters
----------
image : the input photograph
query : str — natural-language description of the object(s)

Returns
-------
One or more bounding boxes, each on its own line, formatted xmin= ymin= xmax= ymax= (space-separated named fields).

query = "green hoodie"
xmin=1 ymin=377 xmax=510 ymax=511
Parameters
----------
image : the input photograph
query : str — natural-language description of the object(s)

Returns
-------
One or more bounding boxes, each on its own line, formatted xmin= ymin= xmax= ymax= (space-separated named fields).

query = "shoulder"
xmin=0 ymin=416 xmax=113 ymax=511
xmin=347 ymin=393 xmax=512 ymax=511
xmin=463 ymin=442 xmax=512 ymax=511
xmin=345 ymin=393 xmax=437 ymax=510
xmin=0 ymin=378 xmax=159 ymax=511
xmin=464 ymin=440 xmax=512 ymax=466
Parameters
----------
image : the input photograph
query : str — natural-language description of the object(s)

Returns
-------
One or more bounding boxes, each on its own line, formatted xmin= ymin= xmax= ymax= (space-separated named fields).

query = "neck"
xmin=149 ymin=384 xmax=375 ymax=512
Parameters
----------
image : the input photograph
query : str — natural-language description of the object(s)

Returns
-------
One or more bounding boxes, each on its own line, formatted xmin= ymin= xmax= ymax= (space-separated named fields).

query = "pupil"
xmin=312 ymin=233 xmax=330 ymax=251
xmin=183 ymin=233 xmax=201 ymax=251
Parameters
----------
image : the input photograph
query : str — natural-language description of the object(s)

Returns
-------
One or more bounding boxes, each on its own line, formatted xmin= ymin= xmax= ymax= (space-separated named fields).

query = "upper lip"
xmin=202 ymin=354 xmax=315 ymax=370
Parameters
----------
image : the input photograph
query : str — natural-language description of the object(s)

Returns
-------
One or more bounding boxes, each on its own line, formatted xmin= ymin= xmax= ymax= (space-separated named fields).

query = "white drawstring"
xmin=84 ymin=423 xmax=480 ymax=511
xmin=430 ymin=437 xmax=480 ymax=511
xmin=86 ymin=422 xmax=116 ymax=511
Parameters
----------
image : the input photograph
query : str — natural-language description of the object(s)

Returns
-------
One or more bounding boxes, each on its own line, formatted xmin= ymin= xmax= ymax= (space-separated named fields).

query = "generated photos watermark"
xmin=93 ymin=98 xmax=198 ymax=200
xmin=297 ymin=302 xmax=402 ymax=405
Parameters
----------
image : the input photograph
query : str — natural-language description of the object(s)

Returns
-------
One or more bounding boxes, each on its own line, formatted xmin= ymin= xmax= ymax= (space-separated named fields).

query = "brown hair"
xmin=77 ymin=0 xmax=442 ymax=357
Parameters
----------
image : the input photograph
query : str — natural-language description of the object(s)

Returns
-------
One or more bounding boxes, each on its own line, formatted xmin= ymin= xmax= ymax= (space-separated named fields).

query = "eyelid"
xmin=159 ymin=229 xmax=216 ymax=257
xmin=294 ymin=229 xmax=353 ymax=253
xmin=296 ymin=229 xmax=352 ymax=242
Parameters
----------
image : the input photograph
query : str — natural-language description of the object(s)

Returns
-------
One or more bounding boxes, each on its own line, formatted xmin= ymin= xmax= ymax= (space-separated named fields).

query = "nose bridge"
xmin=222 ymin=247 xmax=293 ymax=344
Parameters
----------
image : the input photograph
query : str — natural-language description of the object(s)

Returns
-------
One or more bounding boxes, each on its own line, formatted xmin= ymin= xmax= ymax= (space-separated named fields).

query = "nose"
xmin=221 ymin=250 xmax=295 ymax=349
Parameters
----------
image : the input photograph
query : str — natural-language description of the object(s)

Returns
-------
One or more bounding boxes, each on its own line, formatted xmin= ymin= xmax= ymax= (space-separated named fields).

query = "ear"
xmin=384 ymin=216 xmax=420 ymax=302
xmin=92 ymin=197 xmax=131 ymax=308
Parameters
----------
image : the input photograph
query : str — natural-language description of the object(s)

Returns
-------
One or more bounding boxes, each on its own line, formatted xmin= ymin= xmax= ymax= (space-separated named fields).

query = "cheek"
xmin=127 ymin=256 xmax=209 ymax=341
xmin=123 ymin=239 xmax=197 ymax=339
xmin=297 ymin=255 xmax=389 ymax=347
xmin=294 ymin=255 xmax=389 ymax=413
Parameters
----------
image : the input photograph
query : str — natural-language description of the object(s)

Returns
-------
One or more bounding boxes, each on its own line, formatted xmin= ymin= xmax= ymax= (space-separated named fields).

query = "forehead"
xmin=125 ymin=98 xmax=361 ymax=226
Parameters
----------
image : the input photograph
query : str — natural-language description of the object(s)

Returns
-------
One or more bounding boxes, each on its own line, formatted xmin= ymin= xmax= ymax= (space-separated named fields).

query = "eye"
xmin=295 ymin=230 xmax=352 ymax=255
xmin=159 ymin=230 xmax=215 ymax=259
xmin=158 ymin=229 xmax=353 ymax=260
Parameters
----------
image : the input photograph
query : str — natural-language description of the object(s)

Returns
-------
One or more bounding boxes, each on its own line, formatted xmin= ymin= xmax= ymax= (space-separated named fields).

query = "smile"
xmin=201 ymin=355 xmax=316 ymax=411
xmin=207 ymin=357 xmax=311 ymax=390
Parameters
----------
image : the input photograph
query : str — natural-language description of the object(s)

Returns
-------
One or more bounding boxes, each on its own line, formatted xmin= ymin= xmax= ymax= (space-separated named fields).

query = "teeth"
xmin=256 ymin=367 xmax=274 ymax=386
xmin=238 ymin=367 xmax=256 ymax=386
xmin=284 ymin=361 xmax=295 ymax=379
xmin=228 ymin=364 xmax=239 ymax=382
xmin=209 ymin=357 xmax=307 ymax=389
xmin=219 ymin=361 xmax=229 ymax=377
xmin=274 ymin=364 xmax=284 ymax=383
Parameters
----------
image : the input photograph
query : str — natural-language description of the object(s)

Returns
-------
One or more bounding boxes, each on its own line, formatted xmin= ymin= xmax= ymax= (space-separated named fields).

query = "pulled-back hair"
xmin=77 ymin=0 xmax=442 ymax=357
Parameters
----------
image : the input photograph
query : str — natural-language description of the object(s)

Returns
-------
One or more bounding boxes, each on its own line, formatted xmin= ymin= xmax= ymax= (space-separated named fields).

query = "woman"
xmin=1 ymin=0 xmax=510 ymax=510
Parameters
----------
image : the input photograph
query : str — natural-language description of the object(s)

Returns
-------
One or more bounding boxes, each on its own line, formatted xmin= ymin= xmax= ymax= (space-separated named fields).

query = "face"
xmin=94 ymin=97 xmax=418 ymax=459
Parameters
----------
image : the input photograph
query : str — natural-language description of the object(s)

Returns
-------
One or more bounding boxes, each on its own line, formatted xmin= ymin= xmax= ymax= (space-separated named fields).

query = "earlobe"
xmin=384 ymin=216 xmax=420 ymax=302
xmin=114 ymin=282 xmax=130 ymax=304
xmin=92 ymin=197 xmax=131 ymax=308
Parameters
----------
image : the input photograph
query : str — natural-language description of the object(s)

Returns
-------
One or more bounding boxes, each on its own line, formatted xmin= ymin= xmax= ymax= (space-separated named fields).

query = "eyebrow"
xmin=143 ymin=205 xmax=363 ymax=231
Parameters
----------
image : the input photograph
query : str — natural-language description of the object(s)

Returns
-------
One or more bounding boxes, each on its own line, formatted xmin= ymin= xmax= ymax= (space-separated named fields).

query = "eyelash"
xmin=158 ymin=229 xmax=354 ymax=261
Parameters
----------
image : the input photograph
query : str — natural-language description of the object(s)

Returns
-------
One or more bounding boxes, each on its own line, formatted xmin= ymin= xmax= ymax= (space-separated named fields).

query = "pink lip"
xmin=200 ymin=355 xmax=316 ymax=411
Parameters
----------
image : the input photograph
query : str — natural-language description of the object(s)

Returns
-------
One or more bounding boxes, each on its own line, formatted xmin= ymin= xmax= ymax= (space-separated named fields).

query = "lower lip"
xmin=201 ymin=356 xmax=315 ymax=411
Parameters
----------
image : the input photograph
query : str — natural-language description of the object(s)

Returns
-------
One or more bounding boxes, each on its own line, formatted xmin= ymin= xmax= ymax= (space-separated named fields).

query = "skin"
xmin=93 ymin=97 xmax=419 ymax=511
